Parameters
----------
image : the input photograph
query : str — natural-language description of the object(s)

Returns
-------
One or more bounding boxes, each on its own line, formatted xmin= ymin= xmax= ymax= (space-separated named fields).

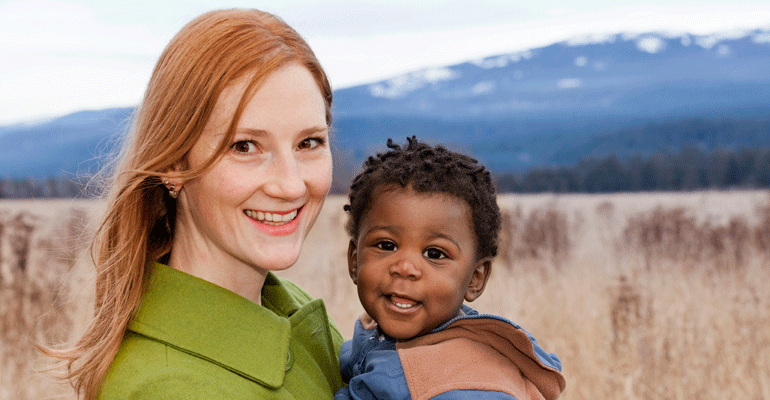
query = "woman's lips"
xmin=243 ymin=208 xmax=299 ymax=225
xmin=244 ymin=207 xmax=303 ymax=236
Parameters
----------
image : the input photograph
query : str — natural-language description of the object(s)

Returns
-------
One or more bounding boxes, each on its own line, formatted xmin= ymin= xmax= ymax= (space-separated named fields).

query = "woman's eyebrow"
xmin=234 ymin=126 xmax=328 ymax=136
xmin=301 ymin=126 xmax=329 ymax=135
xmin=234 ymin=128 xmax=268 ymax=137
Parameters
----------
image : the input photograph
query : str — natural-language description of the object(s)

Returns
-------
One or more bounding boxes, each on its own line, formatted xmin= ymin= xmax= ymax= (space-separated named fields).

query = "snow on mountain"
xmin=368 ymin=66 xmax=460 ymax=99
xmin=3 ymin=28 xmax=770 ymax=178
xmin=469 ymin=50 xmax=535 ymax=69
xmin=755 ymin=33 xmax=770 ymax=44
xmin=636 ymin=36 xmax=666 ymax=54
xmin=333 ymin=28 xmax=770 ymax=119
xmin=476 ymin=29 xmax=770 ymax=68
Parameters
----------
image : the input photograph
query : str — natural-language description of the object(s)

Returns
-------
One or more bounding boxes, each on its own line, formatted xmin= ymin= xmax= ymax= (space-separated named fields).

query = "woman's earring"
xmin=169 ymin=183 xmax=181 ymax=199
xmin=163 ymin=179 xmax=181 ymax=199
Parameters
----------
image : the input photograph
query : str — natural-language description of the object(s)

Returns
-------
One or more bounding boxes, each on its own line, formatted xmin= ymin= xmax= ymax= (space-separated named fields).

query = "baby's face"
xmin=348 ymin=187 xmax=486 ymax=340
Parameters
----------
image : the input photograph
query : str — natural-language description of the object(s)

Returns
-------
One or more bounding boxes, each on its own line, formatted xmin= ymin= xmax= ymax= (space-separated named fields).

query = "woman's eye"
xmin=423 ymin=248 xmax=447 ymax=260
xmin=298 ymin=137 xmax=325 ymax=150
xmin=232 ymin=140 xmax=257 ymax=153
xmin=375 ymin=241 xmax=397 ymax=251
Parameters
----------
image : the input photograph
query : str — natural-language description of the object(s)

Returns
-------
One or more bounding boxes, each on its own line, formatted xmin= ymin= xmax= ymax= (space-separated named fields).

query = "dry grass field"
xmin=1 ymin=191 xmax=768 ymax=399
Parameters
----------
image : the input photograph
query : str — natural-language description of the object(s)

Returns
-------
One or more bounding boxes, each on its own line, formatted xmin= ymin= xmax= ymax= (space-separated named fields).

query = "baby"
xmin=334 ymin=137 xmax=566 ymax=400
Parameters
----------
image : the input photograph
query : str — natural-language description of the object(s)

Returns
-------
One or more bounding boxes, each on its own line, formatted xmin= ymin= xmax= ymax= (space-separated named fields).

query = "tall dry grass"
xmin=0 ymin=200 xmax=98 ymax=399
xmin=482 ymin=191 xmax=770 ymax=399
xmin=2 ymin=191 xmax=769 ymax=399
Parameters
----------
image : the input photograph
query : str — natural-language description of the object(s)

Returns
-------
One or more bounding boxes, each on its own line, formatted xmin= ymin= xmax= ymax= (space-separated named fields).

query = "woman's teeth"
xmin=244 ymin=209 xmax=298 ymax=225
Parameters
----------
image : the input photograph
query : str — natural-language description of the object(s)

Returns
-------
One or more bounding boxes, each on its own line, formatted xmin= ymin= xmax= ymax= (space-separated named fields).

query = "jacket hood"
xmin=396 ymin=305 xmax=566 ymax=400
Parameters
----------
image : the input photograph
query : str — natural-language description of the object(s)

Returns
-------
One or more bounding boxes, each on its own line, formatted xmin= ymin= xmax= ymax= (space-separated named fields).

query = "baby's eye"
xmin=298 ymin=137 xmax=325 ymax=150
xmin=232 ymin=140 xmax=257 ymax=153
xmin=423 ymin=248 xmax=447 ymax=260
xmin=375 ymin=241 xmax=397 ymax=252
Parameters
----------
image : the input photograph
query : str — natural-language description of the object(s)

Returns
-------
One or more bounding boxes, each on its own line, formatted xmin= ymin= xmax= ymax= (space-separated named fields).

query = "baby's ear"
xmin=347 ymin=240 xmax=359 ymax=285
xmin=464 ymin=258 xmax=492 ymax=302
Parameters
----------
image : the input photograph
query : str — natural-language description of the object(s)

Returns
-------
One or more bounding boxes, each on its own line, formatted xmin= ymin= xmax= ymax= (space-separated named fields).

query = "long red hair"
xmin=45 ymin=9 xmax=332 ymax=399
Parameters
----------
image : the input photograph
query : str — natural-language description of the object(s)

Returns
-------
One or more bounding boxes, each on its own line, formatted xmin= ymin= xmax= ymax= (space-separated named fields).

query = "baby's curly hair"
xmin=344 ymin=136 xmax=501 ymax=260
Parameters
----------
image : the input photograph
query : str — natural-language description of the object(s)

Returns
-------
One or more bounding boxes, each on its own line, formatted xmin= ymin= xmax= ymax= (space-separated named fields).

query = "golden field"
xmin=1 ymin=191 xmax=769 ymax=399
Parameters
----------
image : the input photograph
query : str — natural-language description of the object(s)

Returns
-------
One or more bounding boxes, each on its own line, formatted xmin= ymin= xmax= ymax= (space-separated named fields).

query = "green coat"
xmin=99 ymin=263 xmax=345 ymax=399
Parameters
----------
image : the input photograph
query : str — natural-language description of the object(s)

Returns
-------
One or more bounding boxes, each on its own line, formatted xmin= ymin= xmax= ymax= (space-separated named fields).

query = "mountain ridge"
xmin=333 ymin=28 xmax=770 ymax=119
xmin=2 ymin=28 xmax=770 ymax=178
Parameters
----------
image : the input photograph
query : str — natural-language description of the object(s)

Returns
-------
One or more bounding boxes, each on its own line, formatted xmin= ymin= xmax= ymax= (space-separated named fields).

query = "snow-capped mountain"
xmin=2 ymin=29 xmax=770 ymax=179
xmin=333 ymin=29 xmax=770 ymax=118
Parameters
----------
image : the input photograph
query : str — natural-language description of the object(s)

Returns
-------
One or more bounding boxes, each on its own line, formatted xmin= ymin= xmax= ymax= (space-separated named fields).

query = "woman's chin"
xmin=249 ymin=248 xmax=303 ymax=273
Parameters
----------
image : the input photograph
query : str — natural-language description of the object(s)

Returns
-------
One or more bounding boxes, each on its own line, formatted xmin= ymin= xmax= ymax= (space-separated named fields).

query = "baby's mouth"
xmin=386 ymin=294 xmax=419 ymax=309
xmin=243 ymin=208 xmax=300 ymax=226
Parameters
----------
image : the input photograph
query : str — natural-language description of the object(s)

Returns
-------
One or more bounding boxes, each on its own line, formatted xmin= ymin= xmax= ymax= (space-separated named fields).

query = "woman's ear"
xmin=347 ymin=240 xmax=359 ymax=285
xmin=464 ymin=258 xmax=492 ymax=302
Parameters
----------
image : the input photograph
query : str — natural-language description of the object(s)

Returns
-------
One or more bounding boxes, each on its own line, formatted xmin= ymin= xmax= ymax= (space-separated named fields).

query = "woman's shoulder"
xmin=99 ymin=332 xmax=255 ymax=399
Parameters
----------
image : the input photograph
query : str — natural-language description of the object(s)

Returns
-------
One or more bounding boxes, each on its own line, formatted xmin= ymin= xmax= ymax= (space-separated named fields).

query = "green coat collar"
xmin=128 ymin=263 xmax=307 ymax=389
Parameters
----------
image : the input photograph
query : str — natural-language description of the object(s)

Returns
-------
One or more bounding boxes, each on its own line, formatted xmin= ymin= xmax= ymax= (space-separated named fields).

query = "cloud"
xmin=0 ymin=0 xmax=169 ymax=123
xmin=2 ymin=0 xmax=770 ymax=124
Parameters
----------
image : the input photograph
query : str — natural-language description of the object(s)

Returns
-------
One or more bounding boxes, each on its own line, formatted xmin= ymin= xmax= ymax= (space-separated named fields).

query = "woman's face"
xmin=176 ymin=63 xmax=331 ymax=276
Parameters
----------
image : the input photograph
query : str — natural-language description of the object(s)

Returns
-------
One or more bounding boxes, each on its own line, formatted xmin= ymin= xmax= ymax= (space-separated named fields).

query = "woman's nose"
xmin=389 ymin=256 xmax=422 ymax=279
xmin=262 ymin=151 xmax=307 ymax=200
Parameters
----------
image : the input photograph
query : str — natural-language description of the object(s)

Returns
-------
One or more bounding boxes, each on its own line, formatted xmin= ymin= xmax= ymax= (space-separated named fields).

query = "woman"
xmin=49 ymin=9 xmax=344 ymax=399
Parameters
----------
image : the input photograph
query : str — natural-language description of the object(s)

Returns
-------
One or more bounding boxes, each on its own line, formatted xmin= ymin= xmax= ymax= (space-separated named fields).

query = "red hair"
xmin=44 ymin=9 xmax=332 ymax=399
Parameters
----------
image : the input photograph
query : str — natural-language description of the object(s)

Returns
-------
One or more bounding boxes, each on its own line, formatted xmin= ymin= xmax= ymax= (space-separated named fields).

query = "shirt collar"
xmin=127 ymin=263 xmax=299 ymax=388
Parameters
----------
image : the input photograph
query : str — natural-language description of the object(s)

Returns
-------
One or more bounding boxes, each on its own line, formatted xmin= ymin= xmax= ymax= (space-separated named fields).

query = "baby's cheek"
xmin=433 ymin=281 xmax=467 ymax=310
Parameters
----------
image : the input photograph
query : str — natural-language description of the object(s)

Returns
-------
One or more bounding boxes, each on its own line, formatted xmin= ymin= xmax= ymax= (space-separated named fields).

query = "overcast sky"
xmin=1 ymin=0 xmax=769 ymax=125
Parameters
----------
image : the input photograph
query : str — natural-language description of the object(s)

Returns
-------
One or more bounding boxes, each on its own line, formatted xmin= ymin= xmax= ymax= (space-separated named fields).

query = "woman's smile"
xmin=243 ymin=207 xmax=301 ymax=225
xmin=243 ymin=206 xmax=304 ymax=236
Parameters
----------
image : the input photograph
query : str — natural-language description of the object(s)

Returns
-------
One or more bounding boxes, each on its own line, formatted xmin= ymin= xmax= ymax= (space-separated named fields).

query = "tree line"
xmin=0 ymin=177 xmax=88 ymax=199
xmin=2 ymin=146 xmax=769 ymax=198
xmin=495 ymin=146 xmax=770 ymax=193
